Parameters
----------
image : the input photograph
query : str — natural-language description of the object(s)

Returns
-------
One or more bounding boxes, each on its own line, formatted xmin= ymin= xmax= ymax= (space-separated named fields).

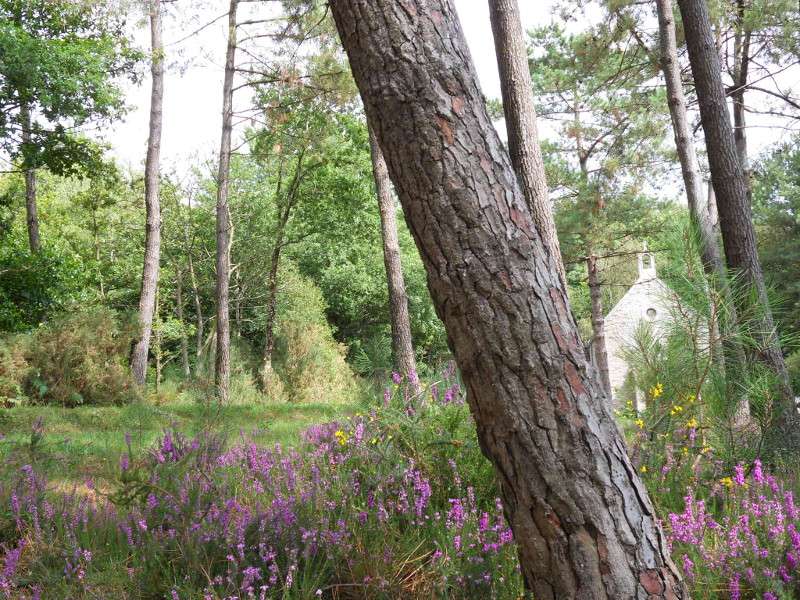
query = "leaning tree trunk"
xmin=130 ymin=0 xmax=164 ymax=388
xmin=329 ymin=1 xmax=687 ymax=596
xmin=656 ymin=0 xmax=724 ymax=285
xmin=656 ymin=0 xmax=748 ymax=419
xmin=488 ymin=0 xmax=565 ymax=288
xmin=19 ymin=103 xmax=40 ymax=254
xmin=369 ymin=125 xmax=419 ymax=383
xmin=677 ymin=0 xmax=797 ymax=443
xmin=214 ymin=0 xmax=238 ymax=403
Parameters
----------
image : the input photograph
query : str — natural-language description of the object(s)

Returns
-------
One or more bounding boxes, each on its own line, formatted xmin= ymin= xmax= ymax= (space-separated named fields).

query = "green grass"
xmin=0 ymin=400 xmax=357 ymax=486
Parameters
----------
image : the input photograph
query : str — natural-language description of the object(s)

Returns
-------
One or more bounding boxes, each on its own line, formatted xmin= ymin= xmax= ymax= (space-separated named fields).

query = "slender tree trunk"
xmin=187 ymin=249 xmax=203 ymax=367
xmin=330 ymin=1 xmax=687 ymax=596
xmin=488 ymin=0 xmax=565 ymax=287
xmin=656 ymin=0 xmax=724 ymax=283
xmin=130 ymin=0 xmax=164 ymax=388
xmin=19 ymin=103 xmax=41 ymax=254
xmin=260 ymin=238 xmax=282 ymax=386
xmin=92 ymin=208 xmax=106 ymax=300
xmin=175 ymin=266 xmax=191 ymax=377
xmin=215 ymin=0 xmax=238 ymax=403
xmin=677 ymin=0 xmax=796 ymax=442
xmin=731 ymin=0 xmax=751 ymax=178
xmin=154 ymin=287 xmax=162 ymax=394
xmin=578 ymin=146 xmax=612 ymax=404
xmin=369 ymin=125 xmax=419 ymax=382
xmin=656 ymin=0 xmax=749 ymax=420
xmin=587 ymin=254 xmax=612 ymax=399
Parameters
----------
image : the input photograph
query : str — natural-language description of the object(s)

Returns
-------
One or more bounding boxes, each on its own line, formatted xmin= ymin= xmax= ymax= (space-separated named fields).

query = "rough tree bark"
xmin=130 ymin=0 xmax=164 ymax=388
xmin=677 ymin=0 xmax=797 ymax=439
xmin=215 ymin=0 xmax=238 ymax=403
xmin=369 ymin=125 xmax=419 ymax=381
xmin=488 ymin=0 xmax=565 ymax=288
xmin=19 ymin=103 xmax=41 ymax=254
xmin=329 ymin=1 xmax=687 ymax=597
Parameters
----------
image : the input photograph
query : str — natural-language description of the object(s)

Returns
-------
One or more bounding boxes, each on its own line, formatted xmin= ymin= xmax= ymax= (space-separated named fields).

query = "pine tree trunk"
xmin=587 ymin=254 xmax=612 ymax=399
xmin=731 ymin=0 xmax=751 ymax=178
xmin=488 ymin=0 xmax=565 ymax=287
xmin=677 ymin=0 xmax=796 ymax=442
xmin=130 ymin=0 xmax=164 ymax=388
xmin=19 ymin=104 xmax=41 ymax=254
xmin=329 ymin=1 xmax=687 ymax=596
xmin=656 ymin=0 xmax=749 ymax=420
xmin=656 ymin=0 xmax=723 ymax=284
xmin=369 ymin=125 xmax=419 ymax=383
xmin=214 ymin=0 xmax=238 ymax=403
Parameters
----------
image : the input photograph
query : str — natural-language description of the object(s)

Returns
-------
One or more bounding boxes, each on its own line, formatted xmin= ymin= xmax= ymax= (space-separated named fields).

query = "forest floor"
xmin=0 ymin=400 xmax=357 ymax=487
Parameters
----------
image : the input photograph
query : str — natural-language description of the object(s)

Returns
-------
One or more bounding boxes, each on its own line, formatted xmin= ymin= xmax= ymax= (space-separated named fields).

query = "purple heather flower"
xmin=753 ymin=459 xmax=764 ymax=484
xmin=391 ymin=372 xmax=402 ymax=385
xmin=734 ymin=464 xmax=746 ymax=486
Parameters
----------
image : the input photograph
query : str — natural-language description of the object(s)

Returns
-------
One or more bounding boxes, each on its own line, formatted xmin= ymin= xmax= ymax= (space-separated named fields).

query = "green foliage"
xmin=0 ymin=0 xmax=139 ymax=174
xmin=753 ymin=138 xmax=800 ymax=341
xmin=0 ymin=232 xmax=87 ymax=332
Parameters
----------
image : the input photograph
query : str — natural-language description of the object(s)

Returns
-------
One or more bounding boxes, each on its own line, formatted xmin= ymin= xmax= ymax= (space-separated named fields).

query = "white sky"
xmin=104 ymin=2 xmax=557 ymax=174
xmin=103 ymin=1 xmax=796 ymax=177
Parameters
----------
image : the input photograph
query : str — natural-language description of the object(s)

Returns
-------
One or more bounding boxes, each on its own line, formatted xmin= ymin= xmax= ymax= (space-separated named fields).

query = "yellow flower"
xmin=701 ymin=446 xmax=712 ymax=454
xmin=687 ymin=394 xmax=696 ymax=403
xmin=670 ymin=405 xmax=684 ymax=416
xmin=334 ymin=430 xmax=349 ymax=447
xmin=682 ymin=447 xmax=689 ymax=456
xmin=686 ymin=418 xmax=698 ymax=429
xmin=650 ymin=383 xmax=664 ymax=399
xmin=720 ymin=477 xmax=733 ymax=488
xmin=640 ymin=465 xmax=648 ymax=473
xmin=634 ymin=418 xmax=645 ymax=429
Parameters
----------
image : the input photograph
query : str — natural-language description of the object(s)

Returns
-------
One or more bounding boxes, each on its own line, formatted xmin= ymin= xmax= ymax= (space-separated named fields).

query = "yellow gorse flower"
xmin=640 ymin=465 xmax=648 ymax=473
xmin=334 ymin=430 xmax=349 ymax=447
xmin=720 ymin=477 xmax=734 ymax=488
xmin=686 ymin=417 xmax=698 ymax=429
xmin=634 ymin=418 xmax=645 ymax=429
xmin=650 ymin=383 xmax=664 ymax=399
xmin=670 ymin=405 xmax=684 ymax=416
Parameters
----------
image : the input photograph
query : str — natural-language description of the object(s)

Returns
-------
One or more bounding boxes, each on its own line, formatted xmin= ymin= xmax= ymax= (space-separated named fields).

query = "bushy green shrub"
xmin=19 ymin=309 xmax=139 ymax=407
xmin=272 ymin=264 xmax=361 ymax=404
xmin=0 ymin=334 xmax=30 ymax=405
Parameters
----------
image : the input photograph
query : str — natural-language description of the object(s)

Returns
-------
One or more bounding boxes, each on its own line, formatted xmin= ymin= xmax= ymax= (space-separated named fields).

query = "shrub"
xmin=667 ymin=460 xmax=800 ymax=600
xmin=0 ymin=334 xmax=30 ymax=406
xmin=22 ymin=308 xmax=139 ymax=407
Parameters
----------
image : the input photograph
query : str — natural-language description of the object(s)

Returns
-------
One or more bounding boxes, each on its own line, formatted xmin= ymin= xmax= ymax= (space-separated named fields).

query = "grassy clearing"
xmin=0 ymin=400 xmax=358 ymax=486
